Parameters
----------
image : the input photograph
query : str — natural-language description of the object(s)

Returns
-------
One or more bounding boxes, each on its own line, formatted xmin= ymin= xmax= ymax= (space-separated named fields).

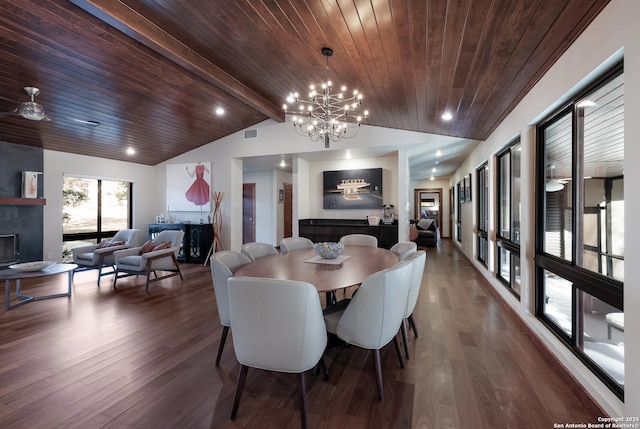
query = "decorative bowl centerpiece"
xmin=9 ymin=260 xmax=56 ymax=272
xmin=314 ymin=241 xmax=344 ymax=259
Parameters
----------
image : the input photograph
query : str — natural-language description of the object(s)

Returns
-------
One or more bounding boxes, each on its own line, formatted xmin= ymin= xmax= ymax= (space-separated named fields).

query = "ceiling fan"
xmin=0 ymin=86 xmax=50 ymax=121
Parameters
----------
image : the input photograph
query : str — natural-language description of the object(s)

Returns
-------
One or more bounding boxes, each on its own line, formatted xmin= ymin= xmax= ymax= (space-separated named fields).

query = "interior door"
xmin=243 ymin=183 xmax=256 ymax=244
xmin=283 ymin=183 xmax=292 ymax=238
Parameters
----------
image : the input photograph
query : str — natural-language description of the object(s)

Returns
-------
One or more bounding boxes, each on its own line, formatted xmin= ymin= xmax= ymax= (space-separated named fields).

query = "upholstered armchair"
xmin=113 ymin=230 xmax=185 ymax=291
xmin=72 ymin=229 xmax=141 ymax=285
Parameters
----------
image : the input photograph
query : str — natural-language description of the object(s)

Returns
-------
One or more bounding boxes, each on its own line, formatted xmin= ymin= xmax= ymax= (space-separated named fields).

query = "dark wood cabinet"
xmin=298 ymin=219 xmax=398 ymax=249
xmin=148 ymin=223 xmax=214 ymax=264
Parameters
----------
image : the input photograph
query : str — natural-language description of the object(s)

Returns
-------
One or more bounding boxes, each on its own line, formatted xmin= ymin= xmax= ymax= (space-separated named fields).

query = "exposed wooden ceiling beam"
xmin=69 ymin=0 xmax=284 ymax=122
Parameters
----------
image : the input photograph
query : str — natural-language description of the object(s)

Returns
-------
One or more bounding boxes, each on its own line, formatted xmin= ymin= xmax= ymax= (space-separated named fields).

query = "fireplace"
xmin=0 ymin=234 xmax=18 ymax=268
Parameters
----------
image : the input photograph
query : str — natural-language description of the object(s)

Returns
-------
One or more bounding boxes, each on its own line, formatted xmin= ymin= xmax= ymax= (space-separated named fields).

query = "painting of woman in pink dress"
xmin=185 ymin=162 xmax=210 ymax=206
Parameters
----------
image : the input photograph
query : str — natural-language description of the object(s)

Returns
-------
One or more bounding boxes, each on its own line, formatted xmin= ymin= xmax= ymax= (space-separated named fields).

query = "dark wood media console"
xmin=298 ymin=219 xmax=398 ymax=249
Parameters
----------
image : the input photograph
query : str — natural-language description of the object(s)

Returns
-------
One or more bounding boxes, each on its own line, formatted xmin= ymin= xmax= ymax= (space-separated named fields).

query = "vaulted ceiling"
xmin=0 ymin=0 xmax=610 ymax=179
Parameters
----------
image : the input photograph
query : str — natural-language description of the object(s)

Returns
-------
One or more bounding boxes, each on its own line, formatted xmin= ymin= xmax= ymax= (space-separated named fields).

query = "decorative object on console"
xmin=283 ymin=47 xmax=368 ymax=148
xmin=314 ymin=242 xmax=344 ymax=259
xmin=382 ymin=204 xmax=394 ymax=224
xmin=367 ymin=216 xmax=380 ymax=225
xmin=212 ymin=191 xmax=224 ymax=252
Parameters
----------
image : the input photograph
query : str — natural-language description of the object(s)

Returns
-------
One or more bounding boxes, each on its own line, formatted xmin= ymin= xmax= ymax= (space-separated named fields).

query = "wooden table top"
xmin=234 ymin=246 xmax=399 ymax=293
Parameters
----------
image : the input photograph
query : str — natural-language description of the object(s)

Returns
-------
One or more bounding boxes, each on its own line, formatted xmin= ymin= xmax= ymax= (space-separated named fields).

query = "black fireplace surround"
xmin=0 ymin=141 xmax=44 ymax=265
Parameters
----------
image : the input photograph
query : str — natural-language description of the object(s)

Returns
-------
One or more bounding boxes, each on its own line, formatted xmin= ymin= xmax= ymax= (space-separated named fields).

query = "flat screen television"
xmin=323 ymin=168 xmax=383 ymax=209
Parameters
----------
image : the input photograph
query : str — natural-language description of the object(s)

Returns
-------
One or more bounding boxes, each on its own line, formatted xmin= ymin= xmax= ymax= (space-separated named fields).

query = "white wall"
xmin=451 ymin=0 xmax=635 ymax=416
xmin=307 ymin=154 xmax=399 ymax=222
xmin=43 ymin=150 xmax=156 ymax=261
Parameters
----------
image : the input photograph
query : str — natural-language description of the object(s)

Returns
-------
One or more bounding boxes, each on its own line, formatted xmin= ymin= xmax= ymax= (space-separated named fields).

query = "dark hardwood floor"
xmin=0 ymin=241 xmax=601 ymax=428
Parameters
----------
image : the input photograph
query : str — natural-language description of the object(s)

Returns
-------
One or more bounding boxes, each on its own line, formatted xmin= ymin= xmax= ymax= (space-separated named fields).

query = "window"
xmin=455 ymin=181 xmax=462 ymax=242
xmin=496 ymin=140 xmax=521 ymax=297
xmin=62 ymin=176 xmax=133 ymax=260
xmin=476 ymin=163 xmax=489 ymax=266
xmin=536 ymin=63 xmax=624 ymax=398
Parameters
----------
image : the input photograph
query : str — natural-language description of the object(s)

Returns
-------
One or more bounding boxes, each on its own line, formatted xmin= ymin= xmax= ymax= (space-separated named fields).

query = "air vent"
xmin=244 ymin=129 xmax=258 ymax=139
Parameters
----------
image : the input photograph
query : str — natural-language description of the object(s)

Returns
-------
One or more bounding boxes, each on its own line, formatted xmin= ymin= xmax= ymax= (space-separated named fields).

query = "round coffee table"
xmin=0 ymin=263 xmax=77 ymax=310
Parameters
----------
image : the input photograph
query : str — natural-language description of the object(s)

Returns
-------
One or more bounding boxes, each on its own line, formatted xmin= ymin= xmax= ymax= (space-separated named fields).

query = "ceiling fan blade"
xmin=0 ymin=110 xmax=19 ymax=117
xmin=0 ymin=95 xmax=20 ymax=104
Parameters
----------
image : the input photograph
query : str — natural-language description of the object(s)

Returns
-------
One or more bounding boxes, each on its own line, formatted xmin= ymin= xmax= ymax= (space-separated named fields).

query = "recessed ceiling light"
xmin=436 ymin=149 xmax=442 ymax=157
xmin=280 ymin=160 xmax=286 ymax=167
xmin=432 ymin=167 xmax=437 ymax=172
xmin=441 ymin=112 xmax=453 ymax=121
xmin=435 ymin=161 xmax=440 ymax=165
xmin=126 ymin=147 xmax=135 ymax=155
xmin=215 ymin=107 xmax=225 ymax=115
xmin=430 ymin=176 xmax=435 ymax=181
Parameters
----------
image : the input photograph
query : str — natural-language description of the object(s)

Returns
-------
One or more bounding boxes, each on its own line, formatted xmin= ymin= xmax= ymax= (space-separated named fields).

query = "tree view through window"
xmin=62 ymin=176 xmax=131 ymax=260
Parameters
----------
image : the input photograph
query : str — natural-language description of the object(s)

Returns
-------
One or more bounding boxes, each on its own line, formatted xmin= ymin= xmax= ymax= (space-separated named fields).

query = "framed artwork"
xmin=21 ymin=171 xmax=41 ymax=198
xmin=466 ymin=173 xmax=472 ymax=202
xmin=322 ymin=168 xmax=383 ymax=209
xmin=166 ymin=162 xmax=211 ymax=212
xmin=459 ymin=180 xmax=465 ymax=204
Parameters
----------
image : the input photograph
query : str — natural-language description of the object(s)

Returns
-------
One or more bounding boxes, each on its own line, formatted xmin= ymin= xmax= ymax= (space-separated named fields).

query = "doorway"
xmin=243 ymin=183 xmax=256 ymax=244
xmin=414 ymin=188 xmax=443 ymax=236
xmin=283 ymin=183 xmax=292 ymax=238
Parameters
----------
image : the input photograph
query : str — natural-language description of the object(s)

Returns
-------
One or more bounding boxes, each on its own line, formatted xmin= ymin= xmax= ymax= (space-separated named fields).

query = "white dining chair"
xmin=323 ymin=259 xmax=413 ymax=401
xmin=228 ymin=276 xmax=328 ymax=429
xmin=240 ymin=242 xmax=279 ymax=261
xmin=390 ymin=241 xmax=417 ymax=261
xmin=279 ymin=237 xmax=314 ymax=253
xmin=210 ymin=250 xmax=252 ymax=365
xmin=399 ymin=250 xmax=426 ymax=358
xmin=339 ymin=233 xmax=378 ymax=247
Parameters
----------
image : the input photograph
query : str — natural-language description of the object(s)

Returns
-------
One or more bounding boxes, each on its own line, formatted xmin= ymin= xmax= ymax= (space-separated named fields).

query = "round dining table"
xmin=234 ymin=245 xmax=399 ymax=293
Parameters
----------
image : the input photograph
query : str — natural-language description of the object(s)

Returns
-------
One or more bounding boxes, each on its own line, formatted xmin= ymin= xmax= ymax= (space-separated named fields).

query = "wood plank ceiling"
xmin=0 ymin=0 xmax=610 ymax=167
